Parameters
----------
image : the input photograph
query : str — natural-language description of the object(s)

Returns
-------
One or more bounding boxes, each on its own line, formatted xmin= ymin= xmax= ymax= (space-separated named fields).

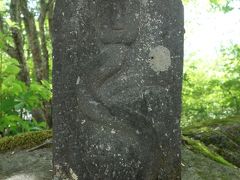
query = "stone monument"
xmin=53 ymin=0 xmax=184 ymax=179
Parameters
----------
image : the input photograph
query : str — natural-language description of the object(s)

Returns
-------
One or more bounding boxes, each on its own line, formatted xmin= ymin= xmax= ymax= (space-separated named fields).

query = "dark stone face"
xmin=53 ymin=0 xmax=184 ymax=179
xmin=95 ymin=0 xmax=140 ymax=45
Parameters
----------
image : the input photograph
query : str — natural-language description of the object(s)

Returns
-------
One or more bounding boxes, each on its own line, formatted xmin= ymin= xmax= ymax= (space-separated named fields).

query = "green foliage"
xmin=209 ymin=0 xmax=234 ymax=13
xmin=0 ymin=0 xmax=54 ymax=136
xmin=221 ymin=45 xmax=240 ymax=113
xmin=182 ymin=45 xmax=240 ymax=127
xmin=0 ymin=54 xmax=51 ymax=135
xmin=0 ymin=2 xmax=4 ymax=12
xmin=182 ymin=0 xmax=235 ymax=13
xmin=0 ymin=32 xmax=12 ymax=50
xmin=182 ymin=62 xmax=224 ymax=125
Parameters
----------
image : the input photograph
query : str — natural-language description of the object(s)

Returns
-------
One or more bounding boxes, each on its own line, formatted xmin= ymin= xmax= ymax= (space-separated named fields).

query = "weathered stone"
xmin=53 ymin=0 xmax=184 ymax=179
xmin=183 ymin=117 xmax=240 ymax=168
xmin=1 ymin=147 xmax=240 ymax=180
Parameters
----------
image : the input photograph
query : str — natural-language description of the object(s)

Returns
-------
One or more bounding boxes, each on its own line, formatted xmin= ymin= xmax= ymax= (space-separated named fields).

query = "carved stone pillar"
xmin=53 ymin=0 xmax=184 ymax=179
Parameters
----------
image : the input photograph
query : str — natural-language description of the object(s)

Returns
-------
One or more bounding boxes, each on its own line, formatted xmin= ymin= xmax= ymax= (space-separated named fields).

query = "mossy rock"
xmin=0 ymin=130 xmax=52 ymax=153
xmin=182 ymin=147 xmax=240 ymax=180
xmin=182 ymin=135 xmax=236 ymax=168
xmin=182 ymin=115 xmax=240 ymax=134
xmin=183 ymin=116 xmax=240 ymax=168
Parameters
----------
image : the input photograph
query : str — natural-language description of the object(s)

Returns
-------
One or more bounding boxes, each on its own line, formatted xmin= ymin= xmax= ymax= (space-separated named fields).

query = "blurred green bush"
xmin=182 ymin=45 xmax=240 ymax=127
xmin=0 ymin=55 xmax=51 ymax=135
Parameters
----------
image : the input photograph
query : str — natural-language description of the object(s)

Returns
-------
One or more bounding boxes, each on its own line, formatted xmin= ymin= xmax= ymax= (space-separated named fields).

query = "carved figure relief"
xmin=53 ymin=0 xmax=183 ymax=179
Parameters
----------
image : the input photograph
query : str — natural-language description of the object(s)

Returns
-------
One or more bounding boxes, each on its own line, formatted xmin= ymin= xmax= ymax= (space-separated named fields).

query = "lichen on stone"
xmin=148 ymin=45 xmax=171 ymax=74
xmin=70 ymin=168 xmax=78 ymax=180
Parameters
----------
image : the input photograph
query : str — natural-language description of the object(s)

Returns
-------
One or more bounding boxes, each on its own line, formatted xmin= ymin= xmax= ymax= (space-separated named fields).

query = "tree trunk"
xmin=0 ymin=1 xmax=30 ymax=85
xmin=39 ymin=0 xmax=50 ymax=80
xmin=47 ymin=0 xmax=55 ymax=41
xmin=10 ymin=0 xmax=30 ymax=85
xmin=0 ymin=15 xmax=18 ymax=59
xmin=20 ymin=0 xmax=44 ymax=82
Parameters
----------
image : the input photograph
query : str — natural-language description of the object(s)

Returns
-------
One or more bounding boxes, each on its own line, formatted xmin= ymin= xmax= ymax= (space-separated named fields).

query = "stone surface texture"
xmin=1 ymin=147 xmax=240 ymax=180
xmin=53 ymin=0 xmax=184 ymax=179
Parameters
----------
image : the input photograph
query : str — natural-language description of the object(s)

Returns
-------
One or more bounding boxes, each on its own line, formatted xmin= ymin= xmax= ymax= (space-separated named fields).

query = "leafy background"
xmin=0 ymin=0 xmax=240 ymax=136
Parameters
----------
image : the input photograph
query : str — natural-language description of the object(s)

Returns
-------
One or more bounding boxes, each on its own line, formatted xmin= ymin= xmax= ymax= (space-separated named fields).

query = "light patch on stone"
xmin=54 ymin=164 xmax=61 ymax=177
xmin=76 ymin=76 xmax=80 ymax=85
xmin=89 ymin=100 xmax=99 ymax=106
xmin=54 ymin=164 xmax=72 ymax=179
xmin=106 ymin=144 xmax=111 ymax=151
xmin=148 ymin=46 xmax=171 ymax=73
xmin=142 ymin=0 xmax=148 ymax=6
xmin=111 ymin=129 xmax=116 ymax=134
xmin=6 ymin=174 xmax=37 ymax=180
xmin=70 ymin=168 xmax=78 ymax=180
xmin=147 ymin=106 xmax=152 ymax=112
xmin=81 ymin=119 xmax=86 ymax=125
